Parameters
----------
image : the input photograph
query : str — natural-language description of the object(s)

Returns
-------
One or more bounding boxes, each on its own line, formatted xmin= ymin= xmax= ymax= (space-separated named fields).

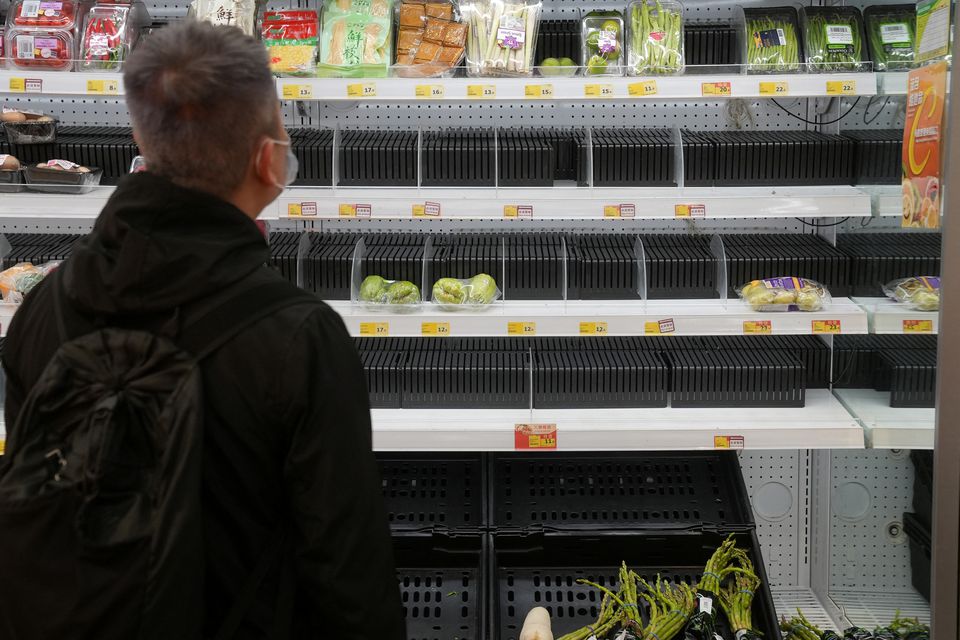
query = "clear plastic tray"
xmin=8 ymin=0 xmax=79 ymax=30
xmin=626 ymin=0 xmax=684 ymax=75
xmin=3 ymin=118 xmax=57 ymax=144
xmin=582 ymin=11 xmax=624 ymax=77
xmin=24 ymin=164 xmax=103 ymax=194
xmin=7 ymin=27 xmax=75 ymax=71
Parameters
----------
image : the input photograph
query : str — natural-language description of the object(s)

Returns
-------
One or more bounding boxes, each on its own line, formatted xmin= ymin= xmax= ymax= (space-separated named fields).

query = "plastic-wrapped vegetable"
xmin=864 ymin=4 xmax=916 ymax=71
xmin=431 ymin=273 xmax=501 ymax=308
xmin=738 ymin=277 xmax=831 ymax=312
xmin=883 ymin=276 xmax=940 ymax=311
xmin=262 ymin=10 xmax=320 ymax=76
xmin=79 ymin=4 xmax=144 ymax=72
xmin=740 ymin=6 xmax=802 ymax=74
xmin=357 ymin=274 xmax=421 ymax=305
xmin=464 ymin=0 xmax=541 ymax=77
xmin=627 ymin=0 xmax=684 ymax=75
xmin=318 ymin=0 xmax=393 ymax=77
xmin=0 ymin=261 xmax=59 ymax=303
xmin=582 ymin=10 xmax=624 ymax=77
xmin=800 ymin=6 xmax=868 ymax=72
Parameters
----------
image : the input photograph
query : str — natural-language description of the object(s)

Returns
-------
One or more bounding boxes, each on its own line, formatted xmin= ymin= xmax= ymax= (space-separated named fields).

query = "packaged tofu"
xmin=318 ymin=0 xmax=393 ymax=76
xmin=394 ymin=0 xmax=466 ymax=76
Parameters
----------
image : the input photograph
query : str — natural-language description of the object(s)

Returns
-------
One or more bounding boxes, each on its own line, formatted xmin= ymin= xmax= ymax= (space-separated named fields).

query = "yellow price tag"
xmin=714 ymin=435 xmax=744 ymax=449
xmin=504 ymin=205 xmax=518 ymax=218
xmin=422 ymin=322 xmax=451 ymax=336
xmin=826 ymin=80 xmax=856 ymax=95
xmin=604 ymin=205 xmax=621 ymax=218
xmin=701 ymin=81 xmax=732 ymax=96
xmin=347 ymin=83 xmax=377 ymax=98
xmin=628 ymin=80 xmax=658 ymax=96
xmin=903 ymin=319 xmax=934 ymax=333
xmin=467 ymin=84 xmax=496 ymax=98
xmin=288 ymin=203 xmax=302 ymax=217
xmin=525 ymin=84 xmax=554 ymax=98
xmin=339 ymin=204 xmax=357 ymax=217
xmin=415 ymin=84 xmax=444 ymax=98
xmin=644 ymin=322 xmax=662 ymax=335
xmin=759 ymin=81 xmax=788 ymax=95
xmin=812 ymin=320 xmax=842 ymax=334
xmin=508 ymin=321 xmax=536 ymax=335
xmin=359 ymin=322 xmax=389 ymax=336
xmin=413 ymin=204 xmax=425 ymax=217
xmin=743 ymin=320 xmax=772 ymax=335
xmin=0 ymin=438 xmax=4 ymax=455
xmin=8 ymin=78 xmax=25 ymax=93
xmin=585 ymin=83 xmax=615 ymax=97
xmin=580 ymin=321 xmax=608 ymax=335
xmin=282 ymin=84 xmax=313 ymax=99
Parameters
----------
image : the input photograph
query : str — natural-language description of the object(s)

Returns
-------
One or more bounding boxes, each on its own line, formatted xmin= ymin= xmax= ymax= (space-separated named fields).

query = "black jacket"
xmin=1 ymin=173 xmax=406 ymax=640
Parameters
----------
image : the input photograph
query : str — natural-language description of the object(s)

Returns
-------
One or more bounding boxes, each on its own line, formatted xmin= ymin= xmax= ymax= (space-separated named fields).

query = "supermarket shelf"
xmin=855 ymin=297 xmax=939 ymax=334
xmin=370 ymin=389 xmax=865 ymax=451
xmin=835 ymin=389 xmax=934 ymax=450
xmin=861 ymin=184 xmax=902 ymax=218
xmin=829 ymin=589 xmax=930 ymax=629
xmin=331 ymin=299 xmax=869 ymax=336
xmin=878 ymin=70 xmax=952 ymax=96
xmin=772 ymin=587 xmax=841 ymax=632
xmin=0 ymin=69 xmax=878 ymax=100
xmin=281 ymin=185 xmax=873 ymax=220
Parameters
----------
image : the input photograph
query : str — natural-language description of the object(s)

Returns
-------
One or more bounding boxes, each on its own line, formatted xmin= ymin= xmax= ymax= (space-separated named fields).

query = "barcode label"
xmin=20 ymin=1 xmax=40 ymax=17
xmin=880 ymin=23 xmax=911 ymax=44
xmin=826 ymin=24 xmax=854 ymax=44
xmin=776 ymin=28 xmax=786 ymax=45
xmin=16 ymin=35 xmax=34 ymax=59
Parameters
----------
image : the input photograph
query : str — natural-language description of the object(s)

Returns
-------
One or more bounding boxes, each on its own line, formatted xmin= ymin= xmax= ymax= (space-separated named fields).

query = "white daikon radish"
xmin=519 ymin=606 xmax=553 ymax=640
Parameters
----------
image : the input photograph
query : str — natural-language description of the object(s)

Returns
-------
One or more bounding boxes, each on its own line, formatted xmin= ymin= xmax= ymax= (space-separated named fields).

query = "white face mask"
xmin=259 ymin=137 xmax=298 ymax=189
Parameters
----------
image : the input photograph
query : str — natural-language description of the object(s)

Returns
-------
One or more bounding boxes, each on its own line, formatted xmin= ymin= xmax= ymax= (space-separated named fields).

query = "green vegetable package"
xmin=431 ymin=273 xmax=501 ymax=308
xmin=358 ymin=274 xmax=422 ymax=305
xmin=801 ymin=6 xmax=868 ymax=72
xmin=628 ymin=0 xmax=684 ymax=75
xmin=741 ymin=6 xmax=802 ymax=73
xmin=864 ymin=4 xmax=916 ymax=71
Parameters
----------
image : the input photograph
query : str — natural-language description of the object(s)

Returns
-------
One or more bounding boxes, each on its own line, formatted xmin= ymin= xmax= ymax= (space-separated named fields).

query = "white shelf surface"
xmin=281 ymin=185 xmax=873 ymax=220
xmin=332 ymin=299 xmax=869 ymax=336
xmin=829 ymin=589 xmax=930 ymax=629
xmin=371 ymin=390 xmax=865 ymax=451
xmin=772 ymin=587 xmax=841 ymax=632
xmin=860 ymin=184 xmax=903 ymax=218
xmin=878 ymin=70 xmax=952 ymax=96
xmin=854 ymin=297 xmax=939 ymax=334
xmin=0 ymin=69 xmax=878 ymax=100
xmin=835 ymin=389 xmax=934 ymax=450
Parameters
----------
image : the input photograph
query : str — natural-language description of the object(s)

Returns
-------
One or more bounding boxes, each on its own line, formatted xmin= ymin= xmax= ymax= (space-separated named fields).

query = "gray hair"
xmin=124 ymin=21 xmax=278 ymax=198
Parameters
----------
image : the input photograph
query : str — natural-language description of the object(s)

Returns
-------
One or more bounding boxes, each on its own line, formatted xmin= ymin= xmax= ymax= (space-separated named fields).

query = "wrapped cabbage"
xmin=883 ymin=276 xmax=940 ymax=311
xmin=0 ymin=261 xmax=59 ymax=303
xmin=431 ymin=273 xmax=501 ymax=309
xmin=738 ymin=277 xmax=830 ymax=312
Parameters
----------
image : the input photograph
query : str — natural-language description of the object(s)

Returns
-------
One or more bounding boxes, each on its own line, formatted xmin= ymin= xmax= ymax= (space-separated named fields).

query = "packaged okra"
xmin=800 ymin=5 xmax=869 ymax=72
xmin=739 ymin=6 xmax=803 ymax=74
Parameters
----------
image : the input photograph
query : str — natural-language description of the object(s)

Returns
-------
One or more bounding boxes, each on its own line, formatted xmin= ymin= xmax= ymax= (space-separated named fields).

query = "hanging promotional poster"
xmin=902 ymin=60 xmax=948 ymax=229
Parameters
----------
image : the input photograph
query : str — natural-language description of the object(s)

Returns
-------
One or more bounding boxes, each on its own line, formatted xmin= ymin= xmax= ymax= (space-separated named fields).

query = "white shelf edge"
xmin=853 ymin=297 xmax=939 ymax=335
xmin=834 ymin=388 xmax=934 ymax=450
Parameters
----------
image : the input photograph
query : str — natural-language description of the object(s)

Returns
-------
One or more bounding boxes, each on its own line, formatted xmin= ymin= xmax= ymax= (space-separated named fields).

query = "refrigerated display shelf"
xmin=772 ymin=587 xmax=840 ymax=632
xmin=828 ymin=589 xmax=930 ymax=629
xmin=855 ymin=297 xmax=939 ymax=334
xmin=0 ymin=70 xmax=879 ymax=101
xmin=834 ymin=389 xmax=935 ymax=450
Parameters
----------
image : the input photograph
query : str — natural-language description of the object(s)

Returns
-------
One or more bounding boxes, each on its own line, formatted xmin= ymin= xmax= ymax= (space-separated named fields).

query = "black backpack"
xmin=0 ymin=274 xmax=310 ymax=640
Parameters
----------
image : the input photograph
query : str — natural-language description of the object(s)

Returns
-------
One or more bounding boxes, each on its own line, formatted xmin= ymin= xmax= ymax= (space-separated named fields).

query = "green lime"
xmin=541 ymin=58 xmax=560 ymax=66
xmin=559 ymin=57 xmax=576 ymax=67
xmin=587 ymin=54 xmax=608 ymax=74
xmin=601 ymin=19 xmax=620 ymax=34
xmin=586 ymin=31 xmax=601 ymax=50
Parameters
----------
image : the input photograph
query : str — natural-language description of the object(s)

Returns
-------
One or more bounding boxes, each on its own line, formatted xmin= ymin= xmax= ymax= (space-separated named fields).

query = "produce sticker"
xmin=902 ymin=61 xmax=947 ymax=229
xmin=916 ymin=0 xmax=952 ymax=62
xmin=515 ymin=423 xmax=557 ymax=450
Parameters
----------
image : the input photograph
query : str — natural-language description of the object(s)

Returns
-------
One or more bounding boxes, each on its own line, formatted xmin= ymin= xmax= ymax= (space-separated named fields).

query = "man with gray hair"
xmin=0 ymin=21 xmax=406 ymax=639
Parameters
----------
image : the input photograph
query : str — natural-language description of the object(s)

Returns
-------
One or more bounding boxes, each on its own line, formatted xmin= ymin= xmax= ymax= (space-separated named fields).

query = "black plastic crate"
xmin=403 ymin=351 xmax=530 ymax=409
xmin=833 ymin=335 xmax=937 ymax=389
xmin=378 ymin=454 xmax=485 ymax=532
xmin=842 ymin=129 xmax=902 ymax=185
xmin=684 ymin=22 xmax=739 ymax=68
xmin=338 ymin=130 xmax=418 ymax=187
xmin=421 ymin=129 xmax=495 ymax=187
xmin=723 ymin=233 xmax=851 ymax=297
xmin=1 ymin=232 xmax=82 ymax=268
xmin=359 ymin=349 xmax=404 ymax=408
xmin=837 ymin=232 xmax=941 ymax=297
xmin=503 ymin=233 xmax=565 ymax=300
xmin=589 ymin=128 xmax=677 ymax=187
xmin=490 ymin=452 xmax=753 ymax=530
xmin=301 ymin=232 xmax=358 ymax=300
xmin=427 ymin=234 xmax=504 ymax=290
xmin=566 ymin=234 xmax=640 ymax=300
xmin=533 ymin=350 xmax=668 ymax=408
xmin=643 ymin=234 xmax=718 ymax=299
xmin=903 ymin=512 xmax=931 ymax=602
xmin=289 ymin=127 xmax=334 ymax=186
xmin=669 ymin=349 xmax=806 ymax=408
xmin=701 ymin=335 xmax=831 ymax=389
xmin=878 ymin=349 xmax=937 ymax=408
xmin=394 ymin=533 xmax=486 ymax=640
xmin=267 ymin=231 xmax=302 ymax=285
xmin=491 ymin=530 xmax=779 ymax=640
xmin=498 ymin=129 xmax=555 ymax=187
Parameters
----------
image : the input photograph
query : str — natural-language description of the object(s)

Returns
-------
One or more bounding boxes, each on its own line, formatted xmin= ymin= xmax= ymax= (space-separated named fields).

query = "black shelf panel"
xmin=378 ymin=454 xmax=485 ymax=532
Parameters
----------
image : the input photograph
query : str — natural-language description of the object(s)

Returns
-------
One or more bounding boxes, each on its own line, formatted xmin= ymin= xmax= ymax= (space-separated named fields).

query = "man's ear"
xmin=252 ymin=137 xmax=274 ymax=186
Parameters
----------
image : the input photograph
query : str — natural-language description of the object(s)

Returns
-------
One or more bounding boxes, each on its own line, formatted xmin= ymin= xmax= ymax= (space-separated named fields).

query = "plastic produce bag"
xmin=325 ymin=0 xmax=391 ymax=19
xmin=864 ymin=4 xmax=916 ymax=71
xmin=188 ymin=0 xmax=257 ymax=36
xmin=738 ymin=277 xmax=831 ymax=312
xmin=800 ymin=6 xmax=868 ymax=72
xmin=582 ymin=10 xmax=624 ymax=76
xmin=318 ymin=0 xmax=393 ymax=77
xmin=627 ymin=0 xmax=684 ymax=75
xmin=431 ymin=274 xmax=501 ymax=309
xmin=883 ymin=276 xmax=940 ymax=311
xmin=357 ymin=275 xmax=421 ymax=307
xmin=740 ymin=6 xmax=802 ymax=74
xmin=464 ymin=0 xmax=541 ymax=77
xmin=0 ymin=261 xmax=59 ymax=303
xmin=394 ymin=0 xmax=466 ymax=77
xmin=262 ymin=10 xmax=320 ymax=76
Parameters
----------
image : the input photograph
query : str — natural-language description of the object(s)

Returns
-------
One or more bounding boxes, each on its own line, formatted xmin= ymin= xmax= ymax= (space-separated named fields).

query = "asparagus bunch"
xmin=639 ymin=576 xmax=697 ymax=640
xmin=683 ymin=534 xmax=739 ymax=640
xmin=744 ymin=12 xmax=801 ymax=73
xmin=781 ymin=609 xmax=843 ymax=640
xmin=556 ymin=593 xmax=623 ymax=640
xmin=630 ymin=0 xmax=684 ymax=75
xmin=718 ymin=548 xmax=763 ymax=640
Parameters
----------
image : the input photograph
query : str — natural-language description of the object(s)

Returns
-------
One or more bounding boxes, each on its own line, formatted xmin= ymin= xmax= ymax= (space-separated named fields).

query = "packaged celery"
xmin=740 ymin=6 xmax=803 ymax=74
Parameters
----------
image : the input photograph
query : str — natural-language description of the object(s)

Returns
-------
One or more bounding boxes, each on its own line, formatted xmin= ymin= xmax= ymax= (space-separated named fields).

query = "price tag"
xmin=288 ymin=203 xmax=302 ymax=217
xmin=701 ymin=81 xmax=732 ymax=97
xmin=903 ymin=319 xmax=934 ymax=333
xmin=422 ymin=321 xmax=451 ymax=336
xmin=347 ymin=82 xmax=377 ymax=98
xmin=584 ymin=83 xmax=615 ymax=97
xmin=288 ymin=202 xmax=317 ymax=217
xmin=8 ymin=78 xmax=25 ymax=93
xmin=508 ymin=321 xmax=536 ymax=335
xmin=282 ymin=83 xmax=313 ymax=99
xmin=812 ymin=319 xmax=842 ymax=334
xmin=826 ymin=80 xmax=856 ymax=95
xmin=339 ymin=204 xmax=357 ymax=217
xmin=645 ymin=318 xmax=676 ymax=335
xmin=628 ymin=80 xmax=658 ymax=96
xmin=504 ymin=205 xmax=533 ymax=218
xmin=86 ymin=79 xmax=119 ymax=95
xmin=415 ymin=84 xmax=445 ymax=99
xmin=675 ymin=204 xmax=706 ymax=218
xmin=525 ymin=84 xmax=554 ymax=98
xmin=580 ymin=321 xmax=608 ymax=335
xmin=743 ymin=320 xmax=772 ymax=335
xmin=759 ymin=81 xmax=788 ymax=96
xmin=414 ymin=202 xmax=441 ymax=217
xmin=515 ymin=423 xmax=557 ymax=450
xmin=24 ymin=79 xmax=42 ymax=93
xmin=467 ymin=84 xmax=496 ymax=98
xmin=0 ymin=438 xmax=4 ymax=455
xmin=604 ymin=204 xmax=635 ymax=218
xmin=359 ymin=322 xmax=389 ymax=336
xmin=714 ymin=435 xmax=745 ymax=449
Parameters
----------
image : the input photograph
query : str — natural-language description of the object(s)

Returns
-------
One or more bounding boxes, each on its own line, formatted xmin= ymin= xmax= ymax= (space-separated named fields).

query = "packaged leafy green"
xmin=800 ymin=5 xmax=869 ymax=72
xmin=740 ymin=6 xmax=803 ymax=74
xmin=864 ymin=4 xmax=916 ymax=71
